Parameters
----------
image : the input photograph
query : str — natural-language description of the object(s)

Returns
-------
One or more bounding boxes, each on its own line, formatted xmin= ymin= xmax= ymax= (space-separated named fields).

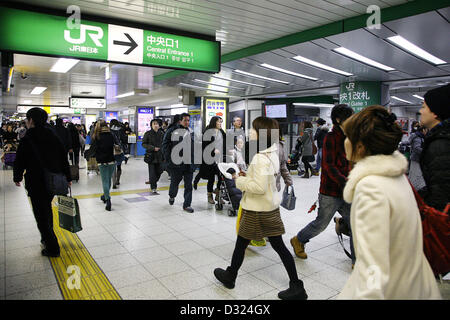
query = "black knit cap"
xmin=424 ymin=84 xmax=450 ymax=121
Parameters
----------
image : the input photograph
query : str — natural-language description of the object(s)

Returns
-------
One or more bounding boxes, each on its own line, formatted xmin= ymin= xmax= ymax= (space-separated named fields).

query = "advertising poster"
xmin=137 ymin=107 xmax=154 ymax=139
xmin=203 ymin=97 xmax=228 ymax=131
xmin=71 ymin=116 xmax=81 ymax=124
xmin=105 ymin=111 xmax=118 ymax=123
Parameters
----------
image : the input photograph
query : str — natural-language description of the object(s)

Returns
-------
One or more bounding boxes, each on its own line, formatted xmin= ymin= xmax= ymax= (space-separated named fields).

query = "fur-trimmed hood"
xmin=343 ymin=151 xmax=408 ymax=203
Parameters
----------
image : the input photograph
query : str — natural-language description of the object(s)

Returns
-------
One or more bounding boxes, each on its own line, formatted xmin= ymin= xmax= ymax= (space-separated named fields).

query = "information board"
xmin=203 ymin=98 xmax=228 ymax=131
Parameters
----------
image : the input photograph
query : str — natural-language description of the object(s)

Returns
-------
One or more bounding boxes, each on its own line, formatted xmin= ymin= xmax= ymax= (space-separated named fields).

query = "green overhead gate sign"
xmin=0 ymin=7 xmax=220 ymax=73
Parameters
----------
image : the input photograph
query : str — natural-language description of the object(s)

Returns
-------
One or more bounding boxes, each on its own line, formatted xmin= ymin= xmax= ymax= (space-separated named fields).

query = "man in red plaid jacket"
xmin=291 ymin=104 xmax=356 ymax=265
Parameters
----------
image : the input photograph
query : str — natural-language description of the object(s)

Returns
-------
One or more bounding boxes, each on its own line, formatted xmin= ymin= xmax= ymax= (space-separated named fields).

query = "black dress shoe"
xmin=169 ymin=197 xmax=175 ymax=205
xmin=105 ymin=199 xmax=112 ymax=211
xmin=101 ymin=195 xmax=106 ymax=203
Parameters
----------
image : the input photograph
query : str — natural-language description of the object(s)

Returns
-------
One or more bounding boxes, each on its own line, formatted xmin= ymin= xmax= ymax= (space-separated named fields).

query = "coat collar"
xmin=259 ymin=143 xmax=278 ymax=154
xmin=343 ymin=151 xmax=408 ymax=203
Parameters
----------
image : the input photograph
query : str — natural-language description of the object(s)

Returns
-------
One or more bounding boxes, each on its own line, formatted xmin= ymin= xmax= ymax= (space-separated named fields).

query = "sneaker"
xmin=290 ymin=236 xmax=307 ymax=259
xmin=169 ymin=197 xmax=175 ymax=205
xmin=151 ymin=190 xmax=160 ymax=195
xmin=214 ymin=267 xmax=237 ymax=289
xmin=183 ymin=207 xmax=194 ymax=213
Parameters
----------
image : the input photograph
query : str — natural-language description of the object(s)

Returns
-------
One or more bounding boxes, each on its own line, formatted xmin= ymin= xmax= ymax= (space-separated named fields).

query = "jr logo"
xmin=64 ymin=24 xmax=104 ymax=47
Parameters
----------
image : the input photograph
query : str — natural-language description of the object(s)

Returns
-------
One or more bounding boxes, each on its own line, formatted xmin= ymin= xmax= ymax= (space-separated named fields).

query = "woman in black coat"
xmin=67 ymin=122 xmax=81 ymax=165
xmin=194 ymin=116 xmax=226 ymax=204
xmin=13 ymin=108 xmax=71 ymax=257
xmin=142 ymin=119 xmax=165 ymax=194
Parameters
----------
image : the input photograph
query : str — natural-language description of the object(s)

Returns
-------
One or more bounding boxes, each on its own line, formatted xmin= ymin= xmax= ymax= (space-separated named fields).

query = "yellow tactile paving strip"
xmin=49 ymin=203 xmax=122 ymax=300
xmin=48 ymin=182 xmax=207 ymax=299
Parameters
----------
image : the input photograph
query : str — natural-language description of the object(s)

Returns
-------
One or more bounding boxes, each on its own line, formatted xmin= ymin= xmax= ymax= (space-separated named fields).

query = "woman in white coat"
xmin=338 ymin=105 xmax=441 ymax=300
xmin=213 ymin=117 xmax=307 ymax=300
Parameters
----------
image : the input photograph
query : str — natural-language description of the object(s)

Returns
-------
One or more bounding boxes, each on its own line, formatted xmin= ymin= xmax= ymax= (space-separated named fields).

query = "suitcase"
xmin=69 ymin=153 xmax=79 ymax=182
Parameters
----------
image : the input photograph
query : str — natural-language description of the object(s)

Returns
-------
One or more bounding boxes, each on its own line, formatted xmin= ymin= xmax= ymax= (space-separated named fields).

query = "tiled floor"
xmin=0 ymin=156 xmax=448 ymax=300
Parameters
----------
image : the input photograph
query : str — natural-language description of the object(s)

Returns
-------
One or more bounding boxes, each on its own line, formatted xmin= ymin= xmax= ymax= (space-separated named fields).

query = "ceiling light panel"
xmin=260 ymin=63 xmax=318 ymax=81
xmin=387 ymin=36 xmax=446 ymax=65
xmin=30 ymin=86 xmax=47 ymax=95
xmin=50 ymin=58 xmax=80 ymax=73
xmin=412 ymin=94 xmax=424 ymax=100
xmin=194 ymin=79 xmax=245 ymax=90
xmin=292 ymin=55 xmax=353 ymax=76
xmin=211 ymin=75 xmax=266 ymax=88
xmin=234 ymin=69 xmax=290 ymax=84
xmin=333 ymin=47 xmax=395 ymax=72
xmin=391 ymin=96 xmax=412 ymax=104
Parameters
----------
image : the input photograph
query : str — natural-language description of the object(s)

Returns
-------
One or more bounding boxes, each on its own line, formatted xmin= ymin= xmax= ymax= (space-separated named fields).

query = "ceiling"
xmin=1 ymin=1 xmax=449 ymax=115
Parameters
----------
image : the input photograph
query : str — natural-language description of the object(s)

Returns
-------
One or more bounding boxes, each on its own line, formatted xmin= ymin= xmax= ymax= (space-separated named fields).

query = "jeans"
xmin=148 ymin=163 xmax=163 ymax=190
xmin=297 ymin=193 xmax=355 ymax=263
xmin=315 ymin=148 xmax=322 ymax=171
xmin=99 ymin=163 xmax=116 ymax=200
xmin=30 ymin=193 xmax=59 ymax=254
xmin=169 ymin=165 xmax=193 ymax=208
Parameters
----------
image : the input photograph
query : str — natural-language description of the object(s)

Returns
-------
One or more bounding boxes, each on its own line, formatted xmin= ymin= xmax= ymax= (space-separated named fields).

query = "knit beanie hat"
xmin=424 ymin=84 xmax=450 ymax=120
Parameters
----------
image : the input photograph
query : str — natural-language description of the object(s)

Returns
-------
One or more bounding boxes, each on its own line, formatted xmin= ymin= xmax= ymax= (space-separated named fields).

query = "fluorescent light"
xmin=413 ymin=94 xmax=424 ymax=100
xmin=292 ymin=55 xmax=353 ymax=76
xmin=234 ymin=70 xmax=290 ymax=85
xmin=23 ymin=100 xmax=32 ymax=104
xmin=179 ymin=83 xmax=228 ymax=93
xmin=30 ymin=86 xmax=47 ymax=95
xmin=114 ymin=91 xmax=134 ymax=99
xmin=333 ymin=47 xmax=395 ymax=72
xmin=259 ymin=63 xmax=318 ymax=81
xmin=387 ymin=35 xmax=446 ymax=65
xmin=193 ymin=79 xmax=245 ymax=90
xmin=211 ymin=75 xmax=266 ymax=88
xmin=294 ymin=103 xmax=335 ymax=107
xmin=391 ymin=96 xmax=412 ymax=104
xmin=50 ymin=58 xmax=79 ymax=73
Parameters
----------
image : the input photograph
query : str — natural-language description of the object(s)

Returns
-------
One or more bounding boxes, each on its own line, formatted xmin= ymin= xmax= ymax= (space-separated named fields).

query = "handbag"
xmin=281 ymin=185 xmax=296 ymax=211
xmin=58 ymin=188 xmax=82 ymax=233
xmin=408 ymin=178 xmax=450 ymax=276
xmin=144 ymin=152 xmax=154 ymax=164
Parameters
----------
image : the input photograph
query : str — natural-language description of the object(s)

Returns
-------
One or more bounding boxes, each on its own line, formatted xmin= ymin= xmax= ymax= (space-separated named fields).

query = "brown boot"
xmin=290 ymin=236 xmax=307 ymax=259
xmin=207 ymin=192 xmax=215 ymax=204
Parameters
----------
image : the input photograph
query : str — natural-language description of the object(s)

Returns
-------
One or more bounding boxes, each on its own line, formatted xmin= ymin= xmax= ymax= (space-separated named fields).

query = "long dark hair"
xmin=206 ymin=116 xmax=222 ymax=131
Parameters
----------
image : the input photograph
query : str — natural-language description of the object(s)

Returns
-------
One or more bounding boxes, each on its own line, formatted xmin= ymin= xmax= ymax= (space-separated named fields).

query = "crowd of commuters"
xmin=5 ymin=83 xmax=449 ymax=299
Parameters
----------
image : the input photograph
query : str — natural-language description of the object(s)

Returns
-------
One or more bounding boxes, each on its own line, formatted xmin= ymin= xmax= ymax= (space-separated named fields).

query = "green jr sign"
xmin=0 ymin=7 xmax=220 ymax=73
xmin=339 ymin=81 xmax=381 ymax=113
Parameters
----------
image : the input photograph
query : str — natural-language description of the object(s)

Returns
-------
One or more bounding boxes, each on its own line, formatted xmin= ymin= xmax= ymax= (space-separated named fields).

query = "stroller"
xmin=2 ymin=141 xmax=17 ymax=169
xmin=217 ymin=163 xmax=242 ymax=217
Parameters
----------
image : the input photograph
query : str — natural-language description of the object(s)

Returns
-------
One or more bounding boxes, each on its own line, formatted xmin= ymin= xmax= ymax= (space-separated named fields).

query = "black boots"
xmin=105 ymin=199 xmax=111 ymax=211
xmin=278 ymin=280 xmax=308 ymax=300
xmin=214 ymin=267 xmax=237 ymax=289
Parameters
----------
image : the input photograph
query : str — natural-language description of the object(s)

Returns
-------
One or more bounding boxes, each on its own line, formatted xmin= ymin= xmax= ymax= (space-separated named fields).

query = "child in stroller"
xmin=217 ymin=163 xmax=242 ymax=216
xmin=1 ymin=142 xmax=18 ymax=169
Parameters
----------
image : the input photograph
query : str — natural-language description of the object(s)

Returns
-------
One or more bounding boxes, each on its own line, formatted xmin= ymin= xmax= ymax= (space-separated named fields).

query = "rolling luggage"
xmin=69 ymin=152 xmax=79 ymax=182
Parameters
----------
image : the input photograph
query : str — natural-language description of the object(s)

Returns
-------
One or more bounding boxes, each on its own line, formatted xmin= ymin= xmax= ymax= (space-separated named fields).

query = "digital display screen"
xmin=265 ymin=104 xmax=287 ymax=118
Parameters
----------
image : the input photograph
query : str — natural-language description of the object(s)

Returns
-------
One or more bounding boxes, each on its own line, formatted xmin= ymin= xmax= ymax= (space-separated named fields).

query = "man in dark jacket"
xmin=291 ymin=104 xmax=356 ymax=265
xmin=142 ymin=119 xmax=165 ymax=194
xmin=54 ymin=118 xmax=73 ymax=154
xmin=14 ymin=108 xmax=71 ymax=257
xmin=419 ymin=84 xmax=450 ymax=212
xmin=162 ymin=113 xmax=195 ymax=213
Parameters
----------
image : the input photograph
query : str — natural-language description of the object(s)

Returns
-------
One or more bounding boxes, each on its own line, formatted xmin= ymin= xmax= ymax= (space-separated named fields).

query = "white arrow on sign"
xmin=108 ymin=24 xmax=143 ymax=64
